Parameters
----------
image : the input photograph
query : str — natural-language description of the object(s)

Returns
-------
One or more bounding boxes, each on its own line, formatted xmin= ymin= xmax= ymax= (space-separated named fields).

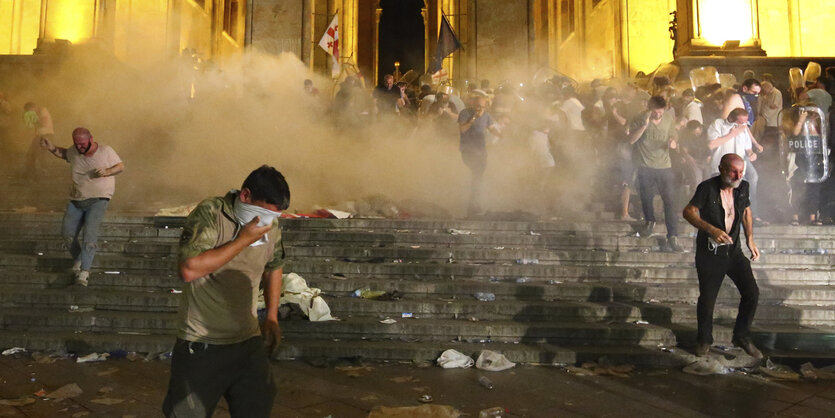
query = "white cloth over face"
xmin=280 ymin=273 xmax=337 ymax=321
xmin=232 ymin=195 xmax=281 ymax=247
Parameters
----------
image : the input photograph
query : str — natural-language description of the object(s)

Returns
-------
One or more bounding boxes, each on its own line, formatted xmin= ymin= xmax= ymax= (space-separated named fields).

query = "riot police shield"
xmin=780 ymin=106 xmax=831 ymax=183
xmin=689 ymin=66 xmax=720 ymax=90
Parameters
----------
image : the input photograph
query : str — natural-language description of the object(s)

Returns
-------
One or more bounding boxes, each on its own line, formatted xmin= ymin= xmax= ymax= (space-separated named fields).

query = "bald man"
xmin=683 ymin=153 xmax=761 ymax=358
xmin=41 ymin=127 xmax=124 ymax=286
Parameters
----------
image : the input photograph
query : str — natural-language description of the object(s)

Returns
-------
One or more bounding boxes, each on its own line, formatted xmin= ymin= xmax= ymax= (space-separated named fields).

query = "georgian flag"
xmin=318 ymin=14 xmax=340 ymax=77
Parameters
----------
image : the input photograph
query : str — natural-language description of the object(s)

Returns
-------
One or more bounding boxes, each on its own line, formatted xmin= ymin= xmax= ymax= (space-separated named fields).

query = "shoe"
xmin=732 ymin=336 xmax=763 ymax=359
xmin=667 ymin=236 xmax=683 ymax=252
xmin=70 ymin=260 xmax=82 ymax=274
xmin=639 ymin=221 xmax=656 ymax=237
xmin=694 ymin=343 xmax=710 ymax=357
xmin=75 ymin=270 xmax=89 ymax=287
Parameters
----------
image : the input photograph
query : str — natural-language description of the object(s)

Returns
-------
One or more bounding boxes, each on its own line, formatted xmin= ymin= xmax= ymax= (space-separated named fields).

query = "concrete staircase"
xmin=0 ymin=212 xmax=833 ymax=367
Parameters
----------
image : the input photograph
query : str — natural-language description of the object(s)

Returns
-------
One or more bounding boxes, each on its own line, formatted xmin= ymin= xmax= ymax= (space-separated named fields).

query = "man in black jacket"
xmin=682 ymin=153 xmax=762 ymax=358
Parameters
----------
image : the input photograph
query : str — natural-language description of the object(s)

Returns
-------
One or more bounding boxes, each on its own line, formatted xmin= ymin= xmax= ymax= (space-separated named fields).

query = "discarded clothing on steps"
xmin=280 ymin=273 xmax=338 ymax=321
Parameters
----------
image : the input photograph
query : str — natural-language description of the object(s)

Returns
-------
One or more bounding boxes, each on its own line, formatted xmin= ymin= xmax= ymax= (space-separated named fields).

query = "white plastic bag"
xmin=475 ymin=350 xmax=516 ymax=371
xmin=436 ymin=349 xmax=474 ymax=369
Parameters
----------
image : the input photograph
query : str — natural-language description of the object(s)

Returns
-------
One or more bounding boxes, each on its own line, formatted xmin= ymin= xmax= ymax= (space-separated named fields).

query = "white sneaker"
xmin=71 ymin=260 xmax=82 ymax=274
xmin=76 ymin=270 xmax=89 ymax=287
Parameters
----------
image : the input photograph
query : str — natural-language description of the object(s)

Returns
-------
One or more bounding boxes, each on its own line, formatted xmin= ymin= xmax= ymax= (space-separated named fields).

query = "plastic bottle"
xmin=479 ymin=406 xmax=504 ymax=417
xmin=474 ymin=292 xmax=496 ymax=302
xmin=478 ymin=376 xmax=494 ymax=389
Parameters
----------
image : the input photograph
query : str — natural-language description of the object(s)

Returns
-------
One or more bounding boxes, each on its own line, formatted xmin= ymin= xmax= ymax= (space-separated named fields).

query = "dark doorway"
xmin=378 ymin=0 xmax=425 ymax=84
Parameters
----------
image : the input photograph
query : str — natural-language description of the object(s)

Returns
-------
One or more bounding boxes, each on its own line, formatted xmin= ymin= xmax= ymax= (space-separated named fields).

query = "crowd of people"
xmin=320 ymin=65 xmax=834 ymax=249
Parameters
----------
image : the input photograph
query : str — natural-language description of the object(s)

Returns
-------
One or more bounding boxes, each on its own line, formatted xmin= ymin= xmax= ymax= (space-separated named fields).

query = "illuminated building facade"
xmin=0 ymin=0 xmax=831 ymax=82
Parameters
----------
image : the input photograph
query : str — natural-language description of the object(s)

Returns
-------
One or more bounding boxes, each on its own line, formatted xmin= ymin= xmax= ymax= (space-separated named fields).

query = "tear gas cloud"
xmin=4 ymin=47 xmax=597 ymax=217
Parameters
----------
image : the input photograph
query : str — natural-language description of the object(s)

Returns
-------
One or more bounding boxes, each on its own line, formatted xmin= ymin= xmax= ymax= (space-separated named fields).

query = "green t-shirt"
xmin=631 ymin=112 xmax=674 ymax=169
xmin=177 ymin=191 xmax=284 ymax=344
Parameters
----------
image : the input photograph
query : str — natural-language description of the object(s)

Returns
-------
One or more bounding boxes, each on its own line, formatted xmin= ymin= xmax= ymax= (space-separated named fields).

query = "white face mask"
xmin=233 ymin=197 xmax=281 ymax=246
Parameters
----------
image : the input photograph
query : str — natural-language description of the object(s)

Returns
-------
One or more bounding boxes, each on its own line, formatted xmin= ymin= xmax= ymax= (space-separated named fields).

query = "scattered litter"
xmin=437 ymin=349 xmax=474 ymax=369
xmin=473 ymin=292 xmax=496 ymax=302
xmin=37 ymin=252 xmax=44 ymax=256
xmin=379 ymin=318 xmax=397 ymax=324
xmin=479 ymin=406 xmax=506 ymax=417
xmin=169 ymin=289 xmax=183 ymax=294
xmin=389 ymin=376 xmax=420 ymax=383
xmin=98 ymin=386 xmax=113 ymax=394
xmin=683 ymin=358 xmax=730 ymax=375
xmin=68 ymin=305 xmax=94 ymax=313
xmin=104 ymin=271 xmax=120 ymax=275
xmin=548 ymin=280 xmax=563 ymax=284
xmin=563 ymin=366 xmax=595 ymax=376
xmin=477 ymin=376 xmax=494 ymax=389
xmin=76 ymin=353 xmax=109 ymax=363
xmin=529 ymin=231 xmax=541 ymax=236
xmin=335 ymin=365 xmax=373 ymax=377
xmin=401 ymin=313 xmax=414 ymax=318
xmin=46 ymin=383 xmax=83 ymax=399
xmin=90 ymin=398 xmax=124 ymax=405
xmin=72 ymin=412 xmax=90 ymax=418
xmin=329 ymin=273 xmax=348 ymax=280
xmin=33 ymin=389 xmax=47 ymax=397
xmin=515 ymin=277 xmax=529 ymax=283
xmin=634 ymin=320 xmax=649 ymax=325
xmin=324 ymin=208 xmax=352 ymax=219
xmin=759 ymin=359 xmax=800 ymax=380
xmin=418 ymin=394 xmax=433 ymax=403
xmin=281 ymin=273 xmax=338 ymax=321
xmin=155 ymin=203 xmax=198 ymax=217
xmin=393 ymin=259 xmax=403 ymax=263
xmin=493 ymin=247 xmax=505 ymax=250
xmin=475 ymin=350 xmax=516 ymax=371
xmin=448 ymin=229 xmax=473 ymax=235
xmin=2 ymin=347 xmax=26 ymax=356
xmin=352 ymin=287 xmax=401 ymax=301
xmin=410 ymin=245 xmax=421 ymax=249
xmin=0 ymin=398 xmax=35 ymax=406
xmin=368 ymin=405 xmax=460 ymax=418
xmin=31 ymin=352 xmax=62 ymax=364
xmin=515 ymin=258 xmax=539 ymax=265
xmin=125 ymin=352 xmax=143 ymax=361
xmin=97 ymin=367 xmax=119 ymax=376
xmin=800 ymin=362 xmax=835 ymax=380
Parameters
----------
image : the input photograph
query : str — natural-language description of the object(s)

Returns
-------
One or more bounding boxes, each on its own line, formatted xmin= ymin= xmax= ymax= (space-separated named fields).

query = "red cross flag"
xmin=318 ymin=14 xmax=340 ymax=77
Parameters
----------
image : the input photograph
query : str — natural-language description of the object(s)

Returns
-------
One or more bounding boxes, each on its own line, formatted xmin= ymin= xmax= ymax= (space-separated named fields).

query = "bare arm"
xmin=459 ymin=110 xmax=482 ymax=133
xmin=39 ymin=137 xmax=67 ymax=161
xmin=628 ymin=114 xmax=650 ymax=145
xmin=262 ymin=267 xmax=283 ymax=352
xmin=178 ymin=219 xmax=273 ymax=282
xmin=683 ymin=204 xmax=733 ymax=244
xmin=95 ymin=162 xmax=124 ymax=178
xmin=741 ymin=206 xmax=760 ymax=260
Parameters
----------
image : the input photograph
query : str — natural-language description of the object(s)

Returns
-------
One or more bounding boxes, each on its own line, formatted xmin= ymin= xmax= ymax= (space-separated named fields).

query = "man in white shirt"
xmin=707 ymin=108 xmax=764 ymax=223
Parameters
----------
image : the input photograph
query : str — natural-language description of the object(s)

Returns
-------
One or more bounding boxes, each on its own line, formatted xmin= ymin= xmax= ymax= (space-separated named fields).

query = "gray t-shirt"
xmin=458 ymin=108 xmax=495 ymax=153
xmin=630 ymin=112 xmax=674 ymax=169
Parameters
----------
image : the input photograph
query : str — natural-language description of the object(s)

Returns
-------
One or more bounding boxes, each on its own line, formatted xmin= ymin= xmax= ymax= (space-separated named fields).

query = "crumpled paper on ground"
xmin=280 ymin=273 xmax=338 ymax=321
xmin=475 ymin=350 xmax=516 ymax=371
xmin=368 ymin=404 xmax=461 ymax=418
xmin=46 ymin=383 xmax=83 ymax=399
xmin=436 ymin=349 xmax=474 ymax=369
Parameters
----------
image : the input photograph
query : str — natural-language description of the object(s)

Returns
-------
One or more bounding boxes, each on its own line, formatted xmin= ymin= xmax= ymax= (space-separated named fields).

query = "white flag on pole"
xmin=318 ymin=14 xmax=340 ymax=77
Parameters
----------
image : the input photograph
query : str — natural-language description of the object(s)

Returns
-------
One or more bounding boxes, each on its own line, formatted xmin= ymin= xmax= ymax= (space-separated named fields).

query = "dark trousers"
xmin=636 ymin=167 xmax=678 ymax=237
xmin=461 ymin=149 xmax=487 ymax=216
xmin=162 ymin=336 xmax=276 ymax=418
xmin=695 ymin=250 xmax=759 ymax=344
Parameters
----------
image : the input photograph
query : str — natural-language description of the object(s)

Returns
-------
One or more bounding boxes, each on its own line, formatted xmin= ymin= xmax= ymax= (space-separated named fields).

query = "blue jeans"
xmin=62 ymin=198 xmax=109 ymax=271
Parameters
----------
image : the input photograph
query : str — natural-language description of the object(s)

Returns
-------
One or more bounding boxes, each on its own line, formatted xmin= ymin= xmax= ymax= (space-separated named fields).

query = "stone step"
xmin=0 ymin=269 xmax=181 ymax=290
xmin=0 ymin=239 xmax=176 ymax=256
xmin=286 ymin=260 xmax=835 ymax=286
xmin=284 ymin=245 xmax=834 ymax=268
xmin=278 ymin=218 xmax=835 ymax=237
xmin=0 ymin=224 xmax=181 ymax=239
xmin=669 ymin=323 xmax=835 ymax=353
xmin=0 ymin=252 xmax=177 ymax=271
xmin=614 ymin=283 xmax=835 ymax=306
xmin=281 ymin=230 xmax=835 ymax=252
xmin=0 ymin=285 xmax=179 ymax=312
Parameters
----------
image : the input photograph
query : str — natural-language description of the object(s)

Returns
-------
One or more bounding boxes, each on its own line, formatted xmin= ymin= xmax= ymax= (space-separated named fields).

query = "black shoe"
xmin=694 ymin=343 xmax=710 ymax=357
xmin=639 ymin=221 xmax=656 ymax=237
xmin=667 ymin=236 xmax=683 ymax=252
xmin=732 ymin=336 xmax=763 ymax=359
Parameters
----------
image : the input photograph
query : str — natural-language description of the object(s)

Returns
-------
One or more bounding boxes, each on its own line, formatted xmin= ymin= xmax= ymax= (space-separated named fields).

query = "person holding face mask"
xmin=163 ymin=165 xmax=289 ymax=418
xmin=40 ymin=127 xmax=124 ymax=286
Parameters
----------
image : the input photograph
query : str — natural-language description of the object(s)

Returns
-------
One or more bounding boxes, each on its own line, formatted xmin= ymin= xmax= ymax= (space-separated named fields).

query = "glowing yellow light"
xmin=697 ymin=0 xmax=754 ymax=46
xmin=43 ymin=1 xmax=96 ymax=44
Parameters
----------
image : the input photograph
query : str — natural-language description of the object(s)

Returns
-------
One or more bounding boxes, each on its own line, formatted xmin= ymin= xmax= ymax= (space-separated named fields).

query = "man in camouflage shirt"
xmin=163 ymin=165 xmax=289 ymax=418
